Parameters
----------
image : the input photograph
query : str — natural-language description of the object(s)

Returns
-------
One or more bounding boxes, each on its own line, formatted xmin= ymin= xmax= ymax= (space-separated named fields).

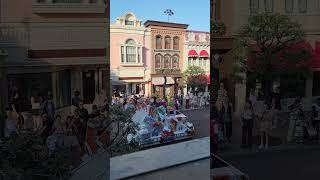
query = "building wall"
xmin=184 ymin=31 xmax=210 ymax=72
xmin=149 ymin=25 xmax=186 ymax=74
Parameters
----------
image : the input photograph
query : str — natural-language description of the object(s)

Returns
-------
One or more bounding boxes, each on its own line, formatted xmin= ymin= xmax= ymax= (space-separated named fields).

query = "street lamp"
xmin=164 ymin=9 xmax=174 ymax=23
xmin=0 ymin=48 xmax=8 ymax=138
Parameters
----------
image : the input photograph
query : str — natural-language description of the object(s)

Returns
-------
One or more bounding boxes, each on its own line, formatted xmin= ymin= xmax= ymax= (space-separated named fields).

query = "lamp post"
xmin=164 ymin=9 xmax=174 ymax=23
xmin=0 ymin=48 xmax=8 ymax=138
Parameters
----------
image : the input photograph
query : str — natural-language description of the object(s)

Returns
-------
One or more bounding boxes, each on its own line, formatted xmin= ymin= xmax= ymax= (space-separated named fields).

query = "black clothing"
xmin=242 ymin=118 xmax=253 ymax=147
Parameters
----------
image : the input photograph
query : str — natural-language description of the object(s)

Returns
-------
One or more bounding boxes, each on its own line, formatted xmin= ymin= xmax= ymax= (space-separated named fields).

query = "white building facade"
xmin=183 ymin=30 xmax=210 ymax=94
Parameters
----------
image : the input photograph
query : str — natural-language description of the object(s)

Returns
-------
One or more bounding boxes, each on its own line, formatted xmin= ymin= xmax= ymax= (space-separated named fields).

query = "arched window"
xmin=121 ymin=39 xmax=142 ymax=64
xmin=126 ymin=39 xmax=135 ymax=45
xmin=165 ymin=36 xmax=171 ymax=49
xmin=125 ymin=39 xmax=136 ymax=63
xmin=172 ymin=55 xmax=179 ymax=69
xmin=156 ymin=35 xmax=162 ymax=49
xmin=155 ymin=54 xmax=162 ymax=69
xmin=164 ymin=55 xmax=171 ymax=68
xmin=173 ymin=36 xmax=179 ymax=50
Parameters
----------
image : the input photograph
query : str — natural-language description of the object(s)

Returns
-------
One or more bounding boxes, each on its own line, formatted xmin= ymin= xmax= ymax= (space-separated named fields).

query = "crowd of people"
xmin=4 ymin=90 xmax=109 ymax=160
xmin=112 ymin=88 xmax=210 ymax=111
xmin=211 ymin=83 xmax=319 ymax=155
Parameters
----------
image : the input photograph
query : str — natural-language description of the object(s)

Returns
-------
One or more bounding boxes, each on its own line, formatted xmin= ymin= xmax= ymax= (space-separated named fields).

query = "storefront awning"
xmin=152 ymin=77 xmax=165 ymax=85
xmin=188 ymin=50 xmax=198 ymax=57
xmin=152 ymin=77 xmax=176 ymax=85
xmin=199 ymin=50 xmax=209 ymax=58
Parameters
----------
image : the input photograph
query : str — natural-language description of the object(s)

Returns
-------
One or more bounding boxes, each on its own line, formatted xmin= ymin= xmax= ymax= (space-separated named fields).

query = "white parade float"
xmin=127 ymin=106 xmax=195 ymax=147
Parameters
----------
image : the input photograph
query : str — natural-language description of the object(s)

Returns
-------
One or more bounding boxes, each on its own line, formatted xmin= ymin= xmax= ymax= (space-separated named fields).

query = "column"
xmin=136 ymin=47 xmax=138 ymax=63
xmin=305 ymin=71 xmax=314 ymax=111
xmin=124 ymin=46 xmax=127 ymax=63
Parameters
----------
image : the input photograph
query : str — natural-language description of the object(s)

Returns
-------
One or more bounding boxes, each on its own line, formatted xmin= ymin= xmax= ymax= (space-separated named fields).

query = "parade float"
xmin=127 ymin=106 xmax=195 ymax=147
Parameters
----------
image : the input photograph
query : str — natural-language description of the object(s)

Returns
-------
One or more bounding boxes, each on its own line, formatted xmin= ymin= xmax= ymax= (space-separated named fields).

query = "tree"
xmin=184 ymin=66 xmax=207 ymax=91
xmin=233 ymin=13 xmax=312 ymax=99
xmin=108 ymin=104 xmax=139 ymax=156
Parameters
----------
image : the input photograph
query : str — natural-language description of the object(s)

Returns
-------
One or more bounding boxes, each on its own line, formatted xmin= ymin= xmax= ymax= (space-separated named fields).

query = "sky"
xmin=110 ymin=0 xmax=210 ymax=32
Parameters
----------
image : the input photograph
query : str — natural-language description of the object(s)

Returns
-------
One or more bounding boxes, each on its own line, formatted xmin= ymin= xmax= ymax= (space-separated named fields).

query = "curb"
xmin=219 ymin=143 xmax=320 ymax=159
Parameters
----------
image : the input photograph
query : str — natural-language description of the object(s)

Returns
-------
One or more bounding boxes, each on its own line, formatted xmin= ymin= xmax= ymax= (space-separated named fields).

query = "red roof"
xmin=199 ymin=50 xmax=209 ymax=58
xmin=188 ymin=50 xmax=198 ymax=57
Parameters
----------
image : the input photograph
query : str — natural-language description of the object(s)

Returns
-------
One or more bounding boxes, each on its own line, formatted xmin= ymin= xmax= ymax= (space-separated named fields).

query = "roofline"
xmin=187 ymin=30 xmax=210 ymax=34
xmin=144 ymin=20 xmax=188 ymax=29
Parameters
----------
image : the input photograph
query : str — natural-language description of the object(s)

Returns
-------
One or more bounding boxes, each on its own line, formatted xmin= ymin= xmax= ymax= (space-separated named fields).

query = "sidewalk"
xmin=218 ymin=112 xmax=320 ymax=158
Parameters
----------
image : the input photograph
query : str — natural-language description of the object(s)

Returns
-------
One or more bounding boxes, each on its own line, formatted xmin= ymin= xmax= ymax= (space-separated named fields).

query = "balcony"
xmin=32 ymin=0 xmax=105 ymax=14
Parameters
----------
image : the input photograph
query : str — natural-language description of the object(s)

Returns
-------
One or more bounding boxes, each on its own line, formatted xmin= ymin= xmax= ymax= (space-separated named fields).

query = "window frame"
xmin=156 ymin=35 xmax=162 ymax=49
xmin=264 ymin=0 xmax=274 ymax=13
xmin=173 ymin=36 xmax=179 ymax=50
xmin=155 ymin=54 xmax=162 ymax=69
xmin=250 ymin=0 xmax=259 ymax=14
xmin=298 ymin=0 xmax=307 ymax=13
xmin=165 ymin=36 xmax=171 ymax=49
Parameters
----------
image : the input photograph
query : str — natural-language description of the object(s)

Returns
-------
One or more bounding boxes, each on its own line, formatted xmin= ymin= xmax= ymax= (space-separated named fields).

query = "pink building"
xmin=110 ymin=12 xmax=152 ymax=96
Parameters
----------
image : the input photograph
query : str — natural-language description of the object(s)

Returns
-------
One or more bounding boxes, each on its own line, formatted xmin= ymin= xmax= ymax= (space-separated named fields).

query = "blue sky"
xmin=110 ymin=0 xmax=210 ymax=32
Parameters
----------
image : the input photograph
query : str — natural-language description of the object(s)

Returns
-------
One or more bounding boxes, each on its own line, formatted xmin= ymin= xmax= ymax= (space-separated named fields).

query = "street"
xmin=223 ymin=147 xmax=320 ymax=180
xmin=182 ymin=107 xmax=210 ymax=139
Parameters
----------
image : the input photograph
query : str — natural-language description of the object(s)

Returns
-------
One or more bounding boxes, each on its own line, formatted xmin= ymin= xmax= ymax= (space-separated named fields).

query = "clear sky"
xmin=110 ymin=0 xmax=210 ymax=32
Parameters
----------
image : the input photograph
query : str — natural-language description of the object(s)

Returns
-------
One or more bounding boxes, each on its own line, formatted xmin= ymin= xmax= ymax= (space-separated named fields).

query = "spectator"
xmin=79 ymin=100 xmax=89 ymax=124
xmin=39 ymin=113 xmax=51 ymax=139
xmin=71 ymin=109 xmax=86 ymax=152
xmin=31 ymin=92 xmax=42 ymax=131
xmin=10 ymin=91 xmax=24 ymax=130
xmin=72 ymin=91 xmax=81 ymax=108
xmin=42 ymin=94 xmax=55 ymax=129
xmin=241 ymin=100 xmax=254 ymax=149
xmin=4 ymin=108 xmax=18 ymax=137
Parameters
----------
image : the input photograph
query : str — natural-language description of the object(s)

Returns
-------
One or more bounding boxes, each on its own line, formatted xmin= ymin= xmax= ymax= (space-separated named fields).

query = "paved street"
xmin=181 ymin=106 xmax=210 ymax=139
xmin=223 ymin=147 xmax=320 ymax=180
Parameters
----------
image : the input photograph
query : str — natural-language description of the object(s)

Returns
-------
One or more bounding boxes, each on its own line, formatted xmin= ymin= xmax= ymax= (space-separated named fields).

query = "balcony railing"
xmin=32 ymin=0 xmax=105 ymax=14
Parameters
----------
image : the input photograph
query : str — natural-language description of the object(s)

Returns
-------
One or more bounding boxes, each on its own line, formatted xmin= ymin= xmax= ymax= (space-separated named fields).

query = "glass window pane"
xmin=126 ymin=46 xmax=136 ymax=63
xmin=138 ymin=47 xmax=141 ymax=63
xmin=121 ymin=46 xmax=124 ymax=63
xmin=265 ymin=0 xmax=274 ymax=12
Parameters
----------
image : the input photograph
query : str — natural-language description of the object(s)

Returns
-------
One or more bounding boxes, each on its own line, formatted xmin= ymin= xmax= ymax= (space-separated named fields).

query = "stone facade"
xmin=145 ymin=21 xmax=188 ymax=98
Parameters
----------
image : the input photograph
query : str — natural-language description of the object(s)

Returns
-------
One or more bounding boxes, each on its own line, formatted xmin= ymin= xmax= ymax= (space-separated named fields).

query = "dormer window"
xmin=125 ymin=20 xmax=134 ymax=26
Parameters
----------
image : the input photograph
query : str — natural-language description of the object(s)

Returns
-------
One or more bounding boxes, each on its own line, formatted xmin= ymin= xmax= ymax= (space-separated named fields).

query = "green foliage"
xmin=183 ymin=66 xmax=207 ymax=90
xmin=108 ymin=104 xmax=139 ymax=156
xmin=0 ymin=132 xmax=73 ymax=180
xmin=212 ymin=20 xmax=226 ymax=36
xmin=232 ymin=13 xmax=311 ymax=92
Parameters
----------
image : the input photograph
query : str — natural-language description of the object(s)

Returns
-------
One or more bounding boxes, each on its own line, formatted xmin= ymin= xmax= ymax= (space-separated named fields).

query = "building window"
xmin=165 ymin=36 xmax=171 ymax=49
xmin=172 ymin=55 xmax=179 ymax=69
xmin=264 ymin=0 xmax=274 ymax=13
xmin=121 ymin=46 xmax=125 ymax=63
xmin=155 ymin=54 xmax=162 ymax=69
xmin=203 ymin=58 xmax=207 ymax=68
xmin=299 ymin=0 xmax=307 ymax=13
xmin=138 ymin=47 xmax=141 ymax=63
xmin=199 ymin=58 xmax=203 ymax=67
xmin=173 ymin=36 xmax=179 ymax=50
xmin=121 ymin=39 xmax=141 ymax=64
xmin=285 ymin=0 xmax=294 ymax=13
xmin=126 ymin=46 xmax=136 ymax=63
xmin=164 ymin=55 xmax=171 ymax=68
xmin=156 ymin=35 xmax=162 ymax=49
xmin=125 ymin=20 xmax=134 ymax=26
xmin=250 ymin=0 xmax=259 ymax=14
xmin=188 ymin=57 xmax=192 ymax=66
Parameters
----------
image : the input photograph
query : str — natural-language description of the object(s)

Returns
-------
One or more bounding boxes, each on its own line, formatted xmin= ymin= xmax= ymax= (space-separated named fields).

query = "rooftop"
xmin=144 ymin=20 xmax=188 ymax=29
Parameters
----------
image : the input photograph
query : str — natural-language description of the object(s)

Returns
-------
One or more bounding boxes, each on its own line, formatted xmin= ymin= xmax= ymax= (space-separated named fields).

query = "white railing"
xmin=0 ymin=24 xmax=29 ymax=47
